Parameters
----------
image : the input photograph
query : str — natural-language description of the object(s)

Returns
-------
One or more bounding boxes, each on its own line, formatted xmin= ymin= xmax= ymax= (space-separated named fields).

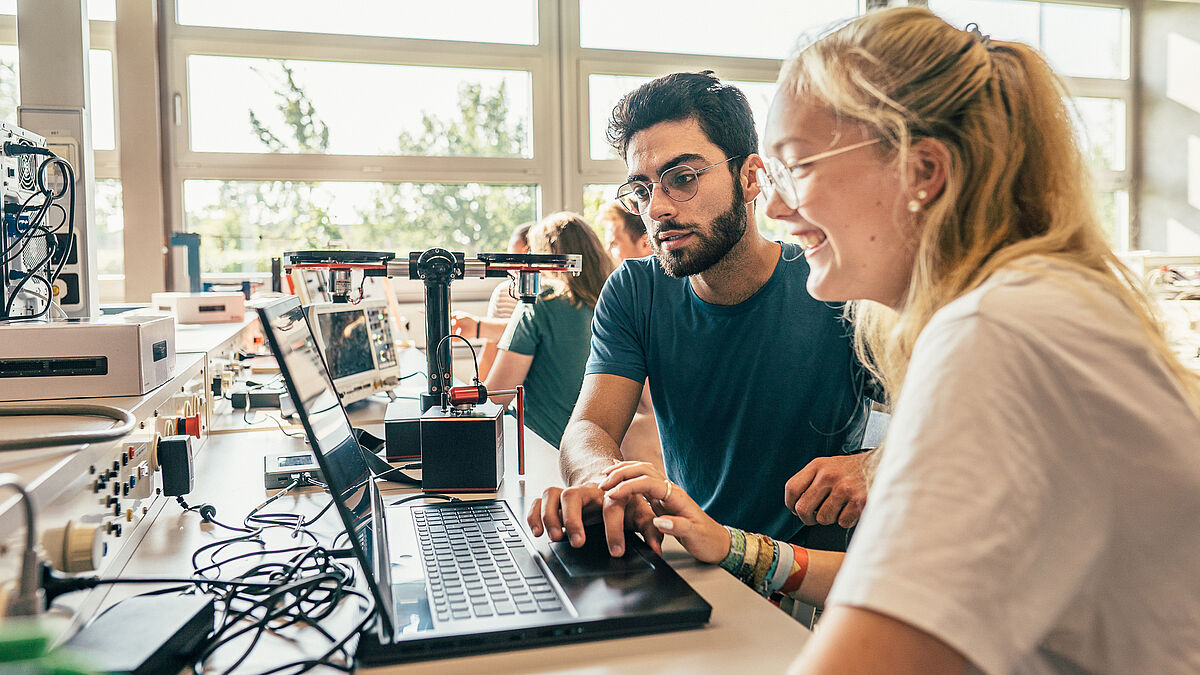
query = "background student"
xmin=482 ymin=212 xmax=615 ymax=447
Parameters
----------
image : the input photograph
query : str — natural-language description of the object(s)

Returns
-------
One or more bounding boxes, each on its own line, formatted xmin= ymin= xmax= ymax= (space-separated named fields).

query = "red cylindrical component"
xmin=448 ymin=384 xmax=487 ymax=406
xmin=184 ymin=414 xmax=201 ymax=438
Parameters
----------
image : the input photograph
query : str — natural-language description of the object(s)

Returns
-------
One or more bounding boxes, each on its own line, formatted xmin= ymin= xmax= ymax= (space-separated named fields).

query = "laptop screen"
xmin=257 ymin=297 xmax=392 ymax=628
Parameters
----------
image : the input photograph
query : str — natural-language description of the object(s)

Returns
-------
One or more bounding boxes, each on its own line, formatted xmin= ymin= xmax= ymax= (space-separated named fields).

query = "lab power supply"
xmin=0 ymin=314 xmax=176 ymax=401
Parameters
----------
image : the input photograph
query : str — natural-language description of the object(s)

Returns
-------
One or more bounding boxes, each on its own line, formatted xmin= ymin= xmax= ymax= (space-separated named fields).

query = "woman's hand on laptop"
xmin=599 ymin=461 xmax=730 ymax=564
xmin=527 ymin=483 xmax=663 ymax=557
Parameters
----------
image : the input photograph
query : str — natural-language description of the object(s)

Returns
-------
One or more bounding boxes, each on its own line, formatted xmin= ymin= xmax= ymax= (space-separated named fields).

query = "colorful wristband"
xmin=780 ymin=544 xmax=810 ymax=595
xmin=720 ymin=526 xmax=746 ymax=573
xmin=767 ymin=538 xmax=795 ymax=593
xmin=738 ymin=534 xmax=760 ymax=582
xmin=750 ymin=536 xmax=776 ymax=591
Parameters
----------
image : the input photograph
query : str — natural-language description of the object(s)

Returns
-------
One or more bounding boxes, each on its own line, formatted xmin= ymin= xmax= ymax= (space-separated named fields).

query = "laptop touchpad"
xmin=549 ymin=527 xmax=654 ymax=577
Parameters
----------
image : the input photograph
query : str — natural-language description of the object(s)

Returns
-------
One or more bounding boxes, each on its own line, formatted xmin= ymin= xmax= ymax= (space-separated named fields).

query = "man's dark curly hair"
xmin=606 ymin=71 xmax=757 ymax=177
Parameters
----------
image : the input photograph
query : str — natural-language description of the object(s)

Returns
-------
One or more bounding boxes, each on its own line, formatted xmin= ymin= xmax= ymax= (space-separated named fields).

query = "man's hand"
xmin=526 ymin=482 xmax=662 ymax=555
xmin=535 ymin=373 xmax=650 ymax=555
xmin=784 ymin=452 xmax=873 ymax=528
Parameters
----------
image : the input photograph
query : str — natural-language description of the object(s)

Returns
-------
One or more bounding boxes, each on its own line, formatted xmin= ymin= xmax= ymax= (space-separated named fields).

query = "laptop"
xmin=256 ymin=297 xmax=711 ymax=665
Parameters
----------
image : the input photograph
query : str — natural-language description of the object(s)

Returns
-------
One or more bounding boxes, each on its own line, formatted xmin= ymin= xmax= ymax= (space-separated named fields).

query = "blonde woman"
xmin=598 ymin=7 xmax=1200 ymax=673
xmin=482 ymin=212 xmax=615 ymax=447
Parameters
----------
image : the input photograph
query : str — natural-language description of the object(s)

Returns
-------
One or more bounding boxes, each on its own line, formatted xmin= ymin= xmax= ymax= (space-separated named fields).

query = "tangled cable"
xmin=44 ymin=477 xmax=375 ymax=674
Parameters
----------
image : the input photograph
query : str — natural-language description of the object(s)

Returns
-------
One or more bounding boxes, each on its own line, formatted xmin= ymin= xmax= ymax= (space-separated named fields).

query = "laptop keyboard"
xmin=413 ymin=502 xmax=564 ymax=622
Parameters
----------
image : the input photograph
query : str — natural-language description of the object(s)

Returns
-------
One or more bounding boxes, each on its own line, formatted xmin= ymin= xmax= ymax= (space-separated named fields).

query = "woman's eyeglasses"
xmin=758 ymin=138 xmax=881 ymax=210
xmin=616 ymin=156 xmax=744 ymax=216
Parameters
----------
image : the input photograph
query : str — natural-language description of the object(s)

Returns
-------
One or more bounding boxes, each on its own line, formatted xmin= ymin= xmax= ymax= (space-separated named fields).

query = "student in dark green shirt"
xmin=487 ymin=212 xmax=615 ymax=447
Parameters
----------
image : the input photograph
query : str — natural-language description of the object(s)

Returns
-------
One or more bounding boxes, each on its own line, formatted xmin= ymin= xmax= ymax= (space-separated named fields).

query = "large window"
xmin=569 ymin=2 xmax=860 ymax=245
xmin=186 ymin=57 xmax=533 ymax=158
xmin=175 ymin=0 xmax=538 ymax=45
xmin=162 ymin=0 xmax=1139 ymax=275
xmin=928 ymin=0 xmax=1133 ymax=247
xmin=586 ymin=75 xmax=776 ymax=162
xmin=184 ymin=179 xmax=537 ymax=272
xmin=166 ymin=0 xmax=550 ymax=271
xmin=579 ymin=0 xmax=859 ymax=60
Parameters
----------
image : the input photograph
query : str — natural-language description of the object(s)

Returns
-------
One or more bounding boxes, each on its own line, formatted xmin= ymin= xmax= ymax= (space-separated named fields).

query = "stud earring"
xmin=907 ymin=189 xmax=929 ymax=213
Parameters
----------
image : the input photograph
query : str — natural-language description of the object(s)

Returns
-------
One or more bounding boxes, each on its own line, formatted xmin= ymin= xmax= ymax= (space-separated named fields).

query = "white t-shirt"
xmin=827 ymin=258 xmax=1200 ymax=674
xmin=487 ymin=279 xmax=519 ymax=320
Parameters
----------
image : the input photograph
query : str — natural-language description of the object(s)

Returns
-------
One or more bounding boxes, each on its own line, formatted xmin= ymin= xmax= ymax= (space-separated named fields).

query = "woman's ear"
xmin=908 ymin=138 xmax=949 ymax=206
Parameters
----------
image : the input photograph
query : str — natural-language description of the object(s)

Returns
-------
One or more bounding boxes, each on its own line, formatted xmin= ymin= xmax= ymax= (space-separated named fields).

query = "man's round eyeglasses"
xmin=758 ymin=138 xmax=880 ymax=210
xmin=616 ymin=155 xmax=744 ymax=216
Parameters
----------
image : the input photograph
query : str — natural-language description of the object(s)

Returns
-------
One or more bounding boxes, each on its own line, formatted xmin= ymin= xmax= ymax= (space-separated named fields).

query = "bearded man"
xmin=528 ymin=72 xmax=879 ymax=557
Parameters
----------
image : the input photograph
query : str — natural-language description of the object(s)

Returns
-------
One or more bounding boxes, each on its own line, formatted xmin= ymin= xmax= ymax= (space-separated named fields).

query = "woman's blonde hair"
xmin=779 ymin=7 xmax=1200 ymax=412
xmin=527 ymin=212 xmax=615 ymax=309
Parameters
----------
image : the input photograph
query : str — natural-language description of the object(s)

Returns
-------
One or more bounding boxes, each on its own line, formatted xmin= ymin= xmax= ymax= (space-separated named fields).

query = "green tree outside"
xmin=188 ymin=61 xmax=535 ymax=272
xmin=351 ymin=80 xmax=535 ymax=254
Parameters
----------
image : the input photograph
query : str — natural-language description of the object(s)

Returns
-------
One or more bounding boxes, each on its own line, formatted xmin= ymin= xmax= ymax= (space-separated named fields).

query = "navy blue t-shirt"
xmin=587 ymin=242 xmax=872 ymax=542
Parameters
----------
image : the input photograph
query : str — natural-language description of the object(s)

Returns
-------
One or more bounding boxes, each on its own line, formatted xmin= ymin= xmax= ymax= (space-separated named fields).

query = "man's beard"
xmin=651 ymin=181 xmax=748 ymax=279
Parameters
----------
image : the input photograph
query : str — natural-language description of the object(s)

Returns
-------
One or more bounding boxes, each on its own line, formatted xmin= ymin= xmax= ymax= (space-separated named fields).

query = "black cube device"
xmin=419 ymin=402 xmax=504 ymax=493
xmin=383 ymin=398 xmax=422 ymax=460
xmin=158 ymin=435 xmax=194 ymax=496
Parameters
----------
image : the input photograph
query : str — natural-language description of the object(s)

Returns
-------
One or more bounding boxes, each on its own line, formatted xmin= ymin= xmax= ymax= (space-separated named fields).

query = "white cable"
xmin=18 ymin=286 xmax=66 ymax=318
xmin=0 ymin=404 xmax=136 ymax=451
xmin=0 ymin=474 xmax=42 ymax=616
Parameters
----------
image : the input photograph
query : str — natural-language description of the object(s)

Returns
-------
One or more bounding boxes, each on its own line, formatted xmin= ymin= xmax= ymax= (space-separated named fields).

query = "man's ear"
xmin=742 ymin=154 xmax=766 ymax=204
xmin=908 ymin=138 xmax=949 ymax=205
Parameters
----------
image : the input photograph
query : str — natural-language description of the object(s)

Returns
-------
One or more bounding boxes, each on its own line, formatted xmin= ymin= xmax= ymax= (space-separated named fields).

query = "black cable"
xmin=389 ymin=493 xmax=460 ymax=507
xmin=435 ymin=333 xmax=480 ymax=387
xmin=177 ymin=495 xmax=255 ymax=534
xmin=3 ymin=141 xmax=53 ymax=157
xmin=242 ymin=406 xmax=303 ymax=438
xmin=2 ymin=156 xmax=71 ymax=319
xmin=39 ymin=565 xmax=283 ymax=606
xmin=0 ymin=215 xmax=51 ymax=314
xmin=44 ymin=463 xmax=375 ymax=674
xmin=194 ymin=546 xmax=367 ymax=675
xmin=0 ymin=193 xmax=49 ymax=264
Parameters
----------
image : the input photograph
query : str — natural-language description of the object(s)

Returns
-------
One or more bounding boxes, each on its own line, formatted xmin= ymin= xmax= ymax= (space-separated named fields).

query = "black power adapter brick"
xmin=229 ymin=385 xmax=285 ymax=410
xmin=56 ymin=593 xmax=215 ymax=674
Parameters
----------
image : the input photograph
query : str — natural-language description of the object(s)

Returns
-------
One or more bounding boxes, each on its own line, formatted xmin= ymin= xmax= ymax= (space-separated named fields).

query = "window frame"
xmin=919 ymin=0 xmax=1136 ymax=248
xmin=160 ymin=0 xmax=564 ymax=245
xmin=154 ymin=0 xmax=1141 ymax=276
xmin=0 ymin=14 xmax=119 ymax=180
xmin=557 ymin=0 xmax=814 ymax=214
